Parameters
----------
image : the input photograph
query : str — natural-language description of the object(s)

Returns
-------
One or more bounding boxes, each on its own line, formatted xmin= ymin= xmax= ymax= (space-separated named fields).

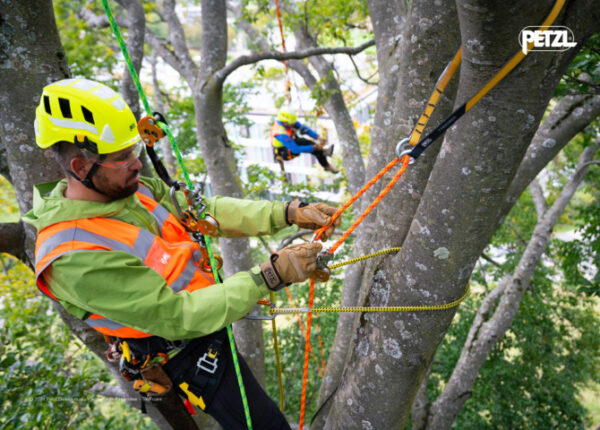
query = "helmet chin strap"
xmin=67 ymin=154 xmax=105 ymax=193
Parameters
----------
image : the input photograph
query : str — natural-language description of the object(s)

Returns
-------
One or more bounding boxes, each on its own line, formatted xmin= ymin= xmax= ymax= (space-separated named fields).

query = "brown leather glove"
xmin=286 ymin=198 xmax=341 ymax=241
xmin=260 ymin=242 xmax=323 ymax=290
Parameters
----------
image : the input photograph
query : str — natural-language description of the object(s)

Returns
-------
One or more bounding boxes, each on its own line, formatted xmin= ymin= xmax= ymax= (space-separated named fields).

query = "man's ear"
xmin=69 ymin=156 xmax=92 ymax=180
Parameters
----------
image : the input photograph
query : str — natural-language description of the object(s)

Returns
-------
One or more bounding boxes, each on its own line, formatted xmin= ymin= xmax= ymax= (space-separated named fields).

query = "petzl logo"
xmin=519 ymin=26 xmax=577 ymax=55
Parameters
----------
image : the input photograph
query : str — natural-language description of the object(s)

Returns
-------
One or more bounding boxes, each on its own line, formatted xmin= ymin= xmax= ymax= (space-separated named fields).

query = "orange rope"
xmin=274 ymin=0 xmax=291 ymax=102
xmin=313 ymin=156 xmax=401 ymax=242
xmin=330 ymin=155 xmax=410 ymax=253
xmin=299 ymin=279 xmax=316 ymax=430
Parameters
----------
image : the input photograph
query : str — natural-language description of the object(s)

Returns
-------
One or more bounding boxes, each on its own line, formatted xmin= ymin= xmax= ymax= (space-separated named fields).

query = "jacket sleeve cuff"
xmin=249 ymin=265 xmax=270 ymax=295
xmin=271 ymin=200 xmax=288 ymax=230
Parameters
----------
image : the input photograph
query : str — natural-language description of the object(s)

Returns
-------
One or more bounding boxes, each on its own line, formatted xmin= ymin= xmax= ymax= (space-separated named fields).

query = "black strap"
xmin=123 ymin=336 xmax=188 ymax=356
xmin=145 ymin=145 xmax=179 ymax=188
xmin=66 ymin=157 xmax=103 ymax=191
xmin=408 ymin=102 xmax=467 ymax=160
xmin=163 ymin=330 xmax=229 ymax=409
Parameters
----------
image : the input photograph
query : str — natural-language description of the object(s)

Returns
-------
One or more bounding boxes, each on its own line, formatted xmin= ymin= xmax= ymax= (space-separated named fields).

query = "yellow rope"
xmin=328 ymin=247 xmax=401 ymax=269
xmin=271 ymin=285 xmax=470 ymax=315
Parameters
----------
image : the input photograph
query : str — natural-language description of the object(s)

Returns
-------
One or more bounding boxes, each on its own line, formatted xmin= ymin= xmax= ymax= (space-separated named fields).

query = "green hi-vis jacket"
xmin=22 ymin=176 xmax=288 ymax=340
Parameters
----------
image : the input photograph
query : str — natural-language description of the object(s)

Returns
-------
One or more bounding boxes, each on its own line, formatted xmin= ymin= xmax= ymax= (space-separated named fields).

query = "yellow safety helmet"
xmin=277 ymin=107 xmax=297 ymax=125
xmin=34 ymin=78 xmax=139 ymax=154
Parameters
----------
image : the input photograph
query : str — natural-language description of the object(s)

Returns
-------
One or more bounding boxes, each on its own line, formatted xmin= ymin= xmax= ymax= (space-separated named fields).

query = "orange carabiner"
xmin=138 ymin=114 xmax=166 ymax=147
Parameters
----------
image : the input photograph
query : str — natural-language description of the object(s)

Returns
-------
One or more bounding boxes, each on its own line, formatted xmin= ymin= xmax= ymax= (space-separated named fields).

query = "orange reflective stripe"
xmin=75 ymin=218 xmax=139 ymax=246
xmin=136 ymin=188 xmax=159 ymax=212
xmin=136 ymin=186 xmax=189 ymax=242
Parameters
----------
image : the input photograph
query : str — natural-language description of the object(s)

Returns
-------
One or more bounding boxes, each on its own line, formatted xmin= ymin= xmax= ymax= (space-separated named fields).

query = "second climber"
xmin=270 ymin=107 xmax=339 ymax=173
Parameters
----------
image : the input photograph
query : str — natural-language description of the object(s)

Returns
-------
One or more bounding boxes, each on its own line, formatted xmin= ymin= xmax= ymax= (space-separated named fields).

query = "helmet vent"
xmin=81 ymin=106 xmax=95 ymax=125
xmin=58 ymin=98 xmax=72 ymax=119
xmin=43 ymin=96 xmax=51 ymax=115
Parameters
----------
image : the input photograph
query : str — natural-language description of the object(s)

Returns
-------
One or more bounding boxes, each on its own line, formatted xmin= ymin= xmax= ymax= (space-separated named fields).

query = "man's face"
xmin=89 ymin=141 xmax=143 ymax=200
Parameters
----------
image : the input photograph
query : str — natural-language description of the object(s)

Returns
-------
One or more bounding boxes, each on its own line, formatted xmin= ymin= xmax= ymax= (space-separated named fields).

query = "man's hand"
xmin=287 ymin=198 xmax=341 ymax=241
xmin=260 ymin=242 xmax=323 ymax=291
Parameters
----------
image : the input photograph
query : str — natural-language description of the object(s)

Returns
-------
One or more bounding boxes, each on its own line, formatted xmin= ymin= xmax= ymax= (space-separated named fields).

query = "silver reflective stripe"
xmin=48 ymin=116 xmax=98 ymax=134
xmin=111 ymin=98 xmax=126 ymax=110
xmin=169 ymin=259 xmax=199 ymax=292
xmin=136 ymin=184 xmax=154 ymax=199
xmin=151 ymin=203 xmax=171 ymax=230
xmin=53 ymin=78 xmax=77 ymax=87
xmin=85 ymin=316 xmax=128 ymax=330
xmin=36 ymin=227 xmax=140 ymax=265
xmin=71 ymin=79 xmax=100 ymax=91
xmin=132 ymin=229 xmax=155 ymax=257
xmin=36 ymin=249 xmax=92 ymax=282
xmin=93 ymin=85 xmax=117 ymax=100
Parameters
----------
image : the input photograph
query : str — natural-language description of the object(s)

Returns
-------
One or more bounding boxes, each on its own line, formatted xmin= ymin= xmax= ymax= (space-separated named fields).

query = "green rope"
xmin=100 ymin=1 xmax=253 ymax=428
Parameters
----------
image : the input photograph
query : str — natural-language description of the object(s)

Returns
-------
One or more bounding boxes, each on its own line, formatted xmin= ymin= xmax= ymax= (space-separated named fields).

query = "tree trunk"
xmin=0 ymin=2 xmax=173 ymax=428
xmin=195 ymin=0 xmax=267 ymax=384
xmin=0 ymin=0 xmax=68 ymax=265
xmin=318 ymin=0 xmax=599 ymax=428
xmin=314 ymin=0 xmax=460 ymax=421
xmin=425 ymin=141 xmax=600 ymax=429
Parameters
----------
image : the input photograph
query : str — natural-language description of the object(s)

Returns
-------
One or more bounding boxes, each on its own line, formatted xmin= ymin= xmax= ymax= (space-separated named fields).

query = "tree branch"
xmin=161 ymin=0 xmax=198 ymax=85
xmin=144 ymin=31 xmax=188 ymax=79
xmin=480 ymin=253 xmax=502 ymax=268
xmin=529 ymin=178 xmax=547 ymax=218
xmin=504 ymin=93 xmax=600 ymax=213
xmin=115 ymin=0 xmax=146 ymax=120
xmin=0 ymin=222 xmax=25 ymax=260
xmin=563 ymin=73 xmax=600 ymax=94
xmin=348 ymin=52 xmax=378 ymax=85
xmin=215 ymin=40 xmax=375 ymax=84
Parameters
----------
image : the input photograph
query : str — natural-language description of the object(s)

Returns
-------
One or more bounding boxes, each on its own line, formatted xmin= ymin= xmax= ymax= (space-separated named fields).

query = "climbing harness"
xmin=101 ymin=1 xmax=252 ymax=428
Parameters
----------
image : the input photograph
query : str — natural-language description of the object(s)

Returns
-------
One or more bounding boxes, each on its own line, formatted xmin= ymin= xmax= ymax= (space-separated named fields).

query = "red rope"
xmin=298 ymin=156 xmax=411 ymax=429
